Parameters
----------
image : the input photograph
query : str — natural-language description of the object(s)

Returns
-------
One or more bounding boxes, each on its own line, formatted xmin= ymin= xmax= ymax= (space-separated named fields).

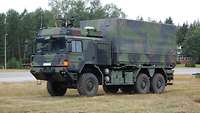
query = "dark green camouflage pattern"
xmin=38 ymin=27 xmax=81 ymax=36
xmin=31 ymin=18 xmax=176 ymax=82
xmin=32 ymin=36 xmax=107 ymax=71
xmin=80 ymin=18 xmax=176 ymax=67
xmin=31 ymin=34 xmax=109 ymax=81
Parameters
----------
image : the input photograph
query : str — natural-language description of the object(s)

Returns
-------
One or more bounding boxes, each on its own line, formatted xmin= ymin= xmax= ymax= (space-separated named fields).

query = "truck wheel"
xmin=47 ymin=81 xmax=67 ymax=96
xmin=135 ymin=73 xmax=150 ymax=94
xmin=151 ymin=73 xmax=166 ymax=93
xmin=120 ymin=85 xmax=134 ymax=94
xmin=103 ymin=85 xmax=119 ymax=94
xmin=77 ymin=73 xmax=99 ymax=96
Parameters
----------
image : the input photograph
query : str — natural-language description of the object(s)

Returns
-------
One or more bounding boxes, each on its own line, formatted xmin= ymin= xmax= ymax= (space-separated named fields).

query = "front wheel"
xmin=135 ymin=73 xmax=150 ymax=94
xmin=77 ymin=73 xmax=99 ymax=96
xmin=151 ymin=73 xmax=166 ymax=93
xmin=47 ymin=81 xmax=67 ymax=96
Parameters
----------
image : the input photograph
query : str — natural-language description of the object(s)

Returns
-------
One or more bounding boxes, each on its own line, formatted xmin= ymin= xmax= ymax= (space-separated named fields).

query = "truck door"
xmin=67 ymin=40 xmax=84 ymax=72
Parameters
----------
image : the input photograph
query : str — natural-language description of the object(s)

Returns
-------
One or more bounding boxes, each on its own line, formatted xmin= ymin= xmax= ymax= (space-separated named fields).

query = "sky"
xmin=0 ymin=0 xmax=200 ymax=25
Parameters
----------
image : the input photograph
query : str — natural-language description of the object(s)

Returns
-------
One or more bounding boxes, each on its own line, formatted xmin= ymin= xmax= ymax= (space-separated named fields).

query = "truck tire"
xmin=120 ymin=85 xmax=134 ymax=94
xmin=135 ymin=73 xmax=150 ymax=94
xmin=103 ymin=85 xmax=119 ymax=94
xmin=77 ymin=73 xmax=99 ymax=96
xmin=151 ymin=73 xmax=166 ymax=93
xmin=47 ymin=81 xmax=67 ymax=96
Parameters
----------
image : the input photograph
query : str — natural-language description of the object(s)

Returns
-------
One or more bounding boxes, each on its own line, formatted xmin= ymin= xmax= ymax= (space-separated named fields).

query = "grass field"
xmin=0 ymin=75 xmax=200 ymax=113
xmin=176 ymin=64 xmax=200 ymax=68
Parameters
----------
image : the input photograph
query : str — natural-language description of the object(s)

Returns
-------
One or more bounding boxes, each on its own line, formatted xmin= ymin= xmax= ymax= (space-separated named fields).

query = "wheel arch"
xmin=137 ymin=68 xmax=167 ymax=81
xmin=138 ymin=68 xmax=151 ymax=77
xmin=138 ymin=67 xmax=166 ymax=74
xmin=80 ymin=64 xmax=103 ymax=85
xmin=154 ymin=68 xmax=167 ymax=82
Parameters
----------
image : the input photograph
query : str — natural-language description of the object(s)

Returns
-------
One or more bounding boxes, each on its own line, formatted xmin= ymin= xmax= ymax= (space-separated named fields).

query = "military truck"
xmin=30 ymin=18 xmax=176 ymax=96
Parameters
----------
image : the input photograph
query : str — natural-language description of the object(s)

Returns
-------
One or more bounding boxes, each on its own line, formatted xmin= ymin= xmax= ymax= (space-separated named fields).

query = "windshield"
xmin=36 ymin=37 xmax=66 ymax=53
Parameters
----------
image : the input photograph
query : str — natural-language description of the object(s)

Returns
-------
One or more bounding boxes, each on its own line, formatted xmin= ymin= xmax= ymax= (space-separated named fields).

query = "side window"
xmin=72 ymin=41 xmax=76 ymax=52
xmin=71 ymin=41 xmax=82 ymax=52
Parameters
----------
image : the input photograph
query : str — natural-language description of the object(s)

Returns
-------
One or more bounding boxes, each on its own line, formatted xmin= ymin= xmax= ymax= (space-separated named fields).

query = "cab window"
xmin=68 ymin=41 xmax=82 ymax=52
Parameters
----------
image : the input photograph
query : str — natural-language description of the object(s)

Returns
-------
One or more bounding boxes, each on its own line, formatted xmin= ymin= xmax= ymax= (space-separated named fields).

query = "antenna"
xmin=4 ymin=14 xmax=7 ymax=70
xmin=40 ymin=13 xmax=43 ymax=29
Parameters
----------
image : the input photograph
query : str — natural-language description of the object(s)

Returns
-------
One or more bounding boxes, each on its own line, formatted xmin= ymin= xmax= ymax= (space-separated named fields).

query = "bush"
xmin=176 ymin=61 xmax=181 ymax=64
xmin=185 ymin=63 xmax=196 ymax=67
xmin=7 ymin=57 xmax=22 ymax=69
xmin=0 ymin=64 xmax=4 ymax=69
xmin=195 ymin=75 xmax=200 ymax=78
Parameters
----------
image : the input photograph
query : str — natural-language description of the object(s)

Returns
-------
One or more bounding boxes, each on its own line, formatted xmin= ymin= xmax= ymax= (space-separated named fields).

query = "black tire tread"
xmin=120 ymin=85 xmax=134 ymax=94
xmin=103 ymin=85 xmax=119 ymax=94
xmin=47 ymin=81 xmax=67 ymax=96
xmin=151 ymin=73 xmax=166 ymax=93
xmin=77 ymin=73 xmax=99 ymax=96
xmin=135 ymin=73 xmax=150 ymax=94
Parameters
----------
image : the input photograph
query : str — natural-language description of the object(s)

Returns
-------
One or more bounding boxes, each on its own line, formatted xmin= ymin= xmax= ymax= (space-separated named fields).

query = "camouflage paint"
xmin=31 ymin=18 xmax=176 ymax=83
xmin=80 ymin=18 xmax=177 ymax=67
xmin=38 ymin=27 xmax=81 ymax=37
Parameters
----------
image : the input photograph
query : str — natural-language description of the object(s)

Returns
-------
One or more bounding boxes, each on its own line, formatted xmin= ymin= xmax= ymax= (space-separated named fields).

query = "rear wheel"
xmin=120 ymin=85 xmax=134 ymax=94
xmin=151 ymin=73 xmax=166 ymax=93
xmin=77 ymin=73 xmax=99 ymax=96
xmin=135 ymin=73 xmax=150 ymax=94
xmin=103 ymin=85 xmax=119 ymax=94
xmin=47 ymin=81 xmax=67 ymax=96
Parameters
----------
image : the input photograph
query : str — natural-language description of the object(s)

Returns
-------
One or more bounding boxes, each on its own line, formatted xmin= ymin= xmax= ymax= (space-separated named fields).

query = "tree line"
xmin=0 ymin=0 xmax=125 ymax=68
xmin=0 ymin=9 xmax=55 ymax=68
xmin=176 ymin=21 xmax=200 ymax=64
xmin=0 ymin=0 xmax=199 ymax=68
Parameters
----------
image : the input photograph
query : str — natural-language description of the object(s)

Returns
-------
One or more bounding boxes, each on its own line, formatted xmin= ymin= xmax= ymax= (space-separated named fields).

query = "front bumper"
xmin=30 ymin=66 xmax=78 ymax=82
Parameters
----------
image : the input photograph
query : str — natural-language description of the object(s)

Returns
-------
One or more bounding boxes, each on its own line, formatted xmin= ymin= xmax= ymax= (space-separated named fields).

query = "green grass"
xmin=0 ymin=75 xmax=200 ymax=113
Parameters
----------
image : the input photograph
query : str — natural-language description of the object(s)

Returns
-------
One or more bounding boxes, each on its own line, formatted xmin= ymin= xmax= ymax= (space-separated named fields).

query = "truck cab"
xmin=31 ymin=26 xmax=111 ymax=96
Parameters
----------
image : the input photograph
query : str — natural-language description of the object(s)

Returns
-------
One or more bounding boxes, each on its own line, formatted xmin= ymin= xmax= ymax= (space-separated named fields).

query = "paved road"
xmin=174 ymin=67 xmax=200 ymax=75
xmin=0 ymin=71 xmax=35 ymax=82
xmin=0 ymin=68 xmax=200 ymax=82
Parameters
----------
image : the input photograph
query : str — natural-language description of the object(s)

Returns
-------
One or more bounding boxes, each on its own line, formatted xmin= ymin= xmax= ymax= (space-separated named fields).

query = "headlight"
xmin=63 ymin=60 xmax=70 ymax=67
xmin=45 ymin=36 xmax=50 ymax=40
xmin=104 ymin=68 xmax=110 ymax=75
